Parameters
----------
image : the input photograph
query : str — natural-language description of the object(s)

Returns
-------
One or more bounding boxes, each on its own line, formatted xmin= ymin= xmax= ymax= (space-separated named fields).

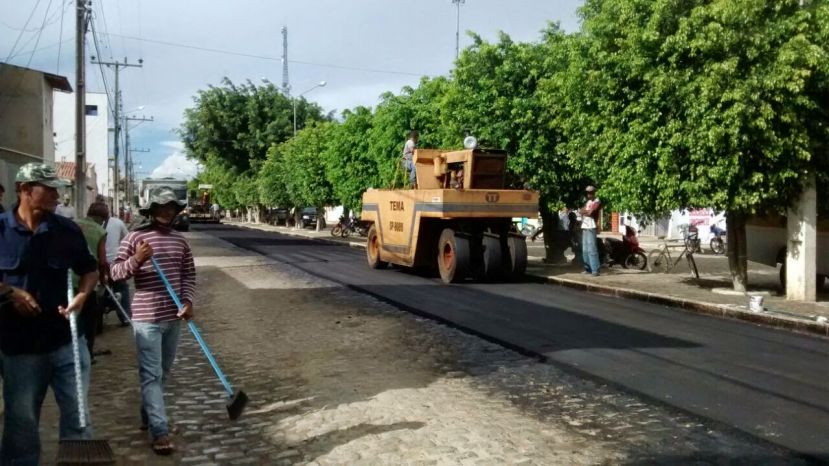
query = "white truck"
xmin=140 ymin=177 xmax=188 ymax=208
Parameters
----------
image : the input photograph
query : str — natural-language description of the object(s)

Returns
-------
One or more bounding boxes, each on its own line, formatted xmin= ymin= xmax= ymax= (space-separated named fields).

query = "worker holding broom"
xmin=0 ymin=163 xmax=99 ymax=465
xmin=110 ymin=188 xmax=195 ymax=456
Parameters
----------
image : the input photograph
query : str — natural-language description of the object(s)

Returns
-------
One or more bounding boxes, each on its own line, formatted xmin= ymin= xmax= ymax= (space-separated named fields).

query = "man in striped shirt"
xmin=110 ymin=188 xmax=194 ymax=455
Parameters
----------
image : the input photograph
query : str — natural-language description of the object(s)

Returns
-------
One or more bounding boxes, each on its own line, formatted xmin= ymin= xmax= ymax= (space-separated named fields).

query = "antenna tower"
xmin=281 ymin=26 xmax=290 ymax=95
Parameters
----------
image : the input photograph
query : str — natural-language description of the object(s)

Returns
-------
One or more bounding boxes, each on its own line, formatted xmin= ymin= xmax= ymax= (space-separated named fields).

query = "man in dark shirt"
xmin=0 ymin=163 xmax=99 ymax=465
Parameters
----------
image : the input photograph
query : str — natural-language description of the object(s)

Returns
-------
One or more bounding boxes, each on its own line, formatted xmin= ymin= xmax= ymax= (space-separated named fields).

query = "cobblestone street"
xmin=33 ymin=231 xmax=801 ymax=465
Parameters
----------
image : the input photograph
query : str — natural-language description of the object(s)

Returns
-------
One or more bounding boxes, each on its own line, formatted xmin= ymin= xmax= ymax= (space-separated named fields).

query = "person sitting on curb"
xmin=110 ymin=188 xmax=196 ymax=456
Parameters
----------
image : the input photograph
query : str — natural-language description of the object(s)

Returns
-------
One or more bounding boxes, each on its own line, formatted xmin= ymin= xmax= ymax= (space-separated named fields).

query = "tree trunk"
xmin=540 ymin=208 xmax=568 ymax=264
xmin=316 ymin=207 xmax=323 ymax=232
xmin=726 ymin=211 xmax=748 ymax=292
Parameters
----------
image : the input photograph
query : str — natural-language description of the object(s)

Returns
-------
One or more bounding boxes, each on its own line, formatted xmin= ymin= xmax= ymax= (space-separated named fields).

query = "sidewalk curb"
xmin=226 ymin=221 xmax=828 ymax=338
xmin=542 ymin=276 xmax=829 ymax=338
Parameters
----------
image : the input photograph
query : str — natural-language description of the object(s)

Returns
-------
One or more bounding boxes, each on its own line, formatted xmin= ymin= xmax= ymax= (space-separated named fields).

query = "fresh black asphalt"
xmin=204 ymin=224 xmax=829 ymax=462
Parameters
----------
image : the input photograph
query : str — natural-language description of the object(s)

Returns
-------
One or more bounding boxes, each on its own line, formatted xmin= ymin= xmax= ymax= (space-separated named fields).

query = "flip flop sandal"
xmin=151 ymin=437 xmax=175 ymax=455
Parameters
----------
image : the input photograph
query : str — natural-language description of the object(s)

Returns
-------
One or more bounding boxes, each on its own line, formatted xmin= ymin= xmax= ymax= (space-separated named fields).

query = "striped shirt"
xmin=110 ymin=224 xmax=196 ymax=323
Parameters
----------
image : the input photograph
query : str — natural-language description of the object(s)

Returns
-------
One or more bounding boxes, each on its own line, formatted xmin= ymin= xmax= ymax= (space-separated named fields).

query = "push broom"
xmin=56 ymin=271 xmax=115 ymax=466
xmin=151 ymin=257 xmax=248 ymax=420
xmin=103 ymin=284 xmax=131 ymax=325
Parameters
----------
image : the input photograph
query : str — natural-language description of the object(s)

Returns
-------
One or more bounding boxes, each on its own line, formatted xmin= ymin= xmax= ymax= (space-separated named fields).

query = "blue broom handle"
xmin=150 ymin=257 xmax=235 ymax=397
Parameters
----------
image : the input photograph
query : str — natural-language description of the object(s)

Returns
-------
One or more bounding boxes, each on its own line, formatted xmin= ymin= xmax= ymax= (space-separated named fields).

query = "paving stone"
xmin=30 ymin=230 xmax=804 ymax=464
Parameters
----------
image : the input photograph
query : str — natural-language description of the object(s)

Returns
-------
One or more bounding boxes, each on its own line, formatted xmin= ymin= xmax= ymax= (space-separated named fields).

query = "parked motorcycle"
xmin=332 ymin=216 xmax=369 ymax=238
xmin=603 ymin=226 xmax=648 ymax=270
xmin=709 ymin=224 xmax=727 ymax=255
xmin=342 ymin=217 xmax=370 ymax=237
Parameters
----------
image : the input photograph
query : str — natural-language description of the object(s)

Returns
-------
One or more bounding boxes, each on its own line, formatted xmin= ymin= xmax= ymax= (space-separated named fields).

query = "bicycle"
xmin=647 ymin=239 xmax=700 ymax=279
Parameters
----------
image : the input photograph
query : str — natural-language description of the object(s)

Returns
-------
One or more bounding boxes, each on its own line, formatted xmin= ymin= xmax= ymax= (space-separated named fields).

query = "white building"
xmin=53 ymin=92 xmax=111 ymax=198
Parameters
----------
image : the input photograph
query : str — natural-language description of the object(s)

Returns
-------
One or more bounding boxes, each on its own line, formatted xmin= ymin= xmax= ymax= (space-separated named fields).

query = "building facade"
xmin=0 ymin=63 xmax=72 ymax=207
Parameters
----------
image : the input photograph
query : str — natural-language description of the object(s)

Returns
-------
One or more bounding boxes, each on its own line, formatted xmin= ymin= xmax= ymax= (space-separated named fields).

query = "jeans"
xmin=582 ymin=228 xmax=600 ymax=274
xmin=1 ymin=339 xmax=92 ymax=466
xmin=133 ymin=320 xmax=181 ymax=439
xmin=403 ymin=159 xmax=416 ymax=187
xmin=111 ymin=280 xmax=132 ymax=323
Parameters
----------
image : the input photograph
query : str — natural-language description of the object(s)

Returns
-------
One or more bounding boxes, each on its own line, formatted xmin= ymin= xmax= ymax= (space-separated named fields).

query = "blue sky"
xmin=3 ymin=0 xmax=583 ymax=179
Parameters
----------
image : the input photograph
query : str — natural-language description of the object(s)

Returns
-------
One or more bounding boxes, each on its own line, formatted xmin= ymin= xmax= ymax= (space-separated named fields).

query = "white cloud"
xmin=159 ymin=140 xmax=185 ymax=151
xmin=150 ymin=152 xmax=199 ymax=179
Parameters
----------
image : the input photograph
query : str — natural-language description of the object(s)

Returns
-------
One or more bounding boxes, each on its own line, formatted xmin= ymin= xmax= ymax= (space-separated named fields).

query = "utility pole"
xmin=128 ymin=147 xmax=149 ymax=206
xmin=281 ymin=26 xmax=290 ymax=95
xmin=90 ymin=57 xmax=142 ymax=214
xmin=452 ymin=0 xmax=465 ymax=59
xmin=124 ymin=114 xmax=152 ymax=207
xmin=74 ymin=0 xmax=89 ymax=214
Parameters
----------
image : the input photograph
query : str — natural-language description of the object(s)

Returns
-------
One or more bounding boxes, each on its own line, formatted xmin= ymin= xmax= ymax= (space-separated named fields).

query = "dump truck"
xmin=361 ymin=147 xmax=539 ymax=284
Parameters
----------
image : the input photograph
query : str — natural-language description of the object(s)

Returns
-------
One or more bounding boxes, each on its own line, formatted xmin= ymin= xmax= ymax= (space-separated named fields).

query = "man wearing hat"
xmin=110 ymin=188 xmax=195 ymax=455
xmin=579 ymin=185 xmax=602 ymax=276
xmin=0 ymin=163 xmax=99 ymax=464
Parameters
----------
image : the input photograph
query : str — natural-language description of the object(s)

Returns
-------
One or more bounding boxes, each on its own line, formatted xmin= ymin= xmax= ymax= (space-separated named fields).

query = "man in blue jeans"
xmin=110 ymin=189 xmax=195 ymax=455
xmin=579 ymin=185 xmax=602 ymax=276
xmin=0 ymin=163 xmax=99 ymax=465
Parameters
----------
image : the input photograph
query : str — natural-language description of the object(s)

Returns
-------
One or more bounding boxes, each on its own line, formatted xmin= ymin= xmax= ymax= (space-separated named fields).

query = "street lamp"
xmin=293 ymin=81 xmax=326 ymax=136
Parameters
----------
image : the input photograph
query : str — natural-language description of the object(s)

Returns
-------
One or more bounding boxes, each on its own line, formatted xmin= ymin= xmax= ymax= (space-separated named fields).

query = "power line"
xmin=5 ymin=38 xmax=71 ymax=60
xmin=2 ymin=0 xmax=43 ymax=61
xmin=0 ymin=0 xmax=54 ymax=122
xmin=24 ymin=0 xmax=55 ymax=70
xmin=99 ymin=32 xmax=425 ymax=77
xmin=3 ymin=0 xmax=43 ymax=63
xmin=56 ymin=0 xmax=67 ymax=73
xmin=89 ymin=13 xmax=116 ymax=116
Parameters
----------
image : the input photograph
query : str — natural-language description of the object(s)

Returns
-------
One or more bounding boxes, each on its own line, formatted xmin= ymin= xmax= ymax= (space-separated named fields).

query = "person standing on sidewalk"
xmin=110 ymin=188 xmax=195 ymax=456
xmin=0 ymin=163 xmax=99 ymax=465
xmin=402 ymin=130 xmax=418 ymax=188
xmin=579 ymin=185 xmax=602 ymax=276
xmin=103 ymin=207 xmax=131 ymax=325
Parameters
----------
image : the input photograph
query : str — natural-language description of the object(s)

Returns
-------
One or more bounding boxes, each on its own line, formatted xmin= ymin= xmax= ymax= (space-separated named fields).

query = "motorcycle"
xmin=709 ymin=224 xmax=727 ymax=255
xmin=332 ymin=216 xmax=369 ymax=238
xmin=602 ymin=225 xmax=648 ymax=270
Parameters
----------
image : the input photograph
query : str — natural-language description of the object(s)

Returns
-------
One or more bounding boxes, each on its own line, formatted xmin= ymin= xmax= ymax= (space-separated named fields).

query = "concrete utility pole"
xmin=452 ymin=0 xmax=465 ymax=59
xmin=127 ymin=147 xmax=149 ymax=206
xmin=90 ymin=57 xmax=142 ymax=214
xmin=74 ymin=0 xmax=89 ymax=214
xmin=281 ymin=26 xmax=290 ymax=95
xmin=124 ymin=114 xmax=152 ymax=207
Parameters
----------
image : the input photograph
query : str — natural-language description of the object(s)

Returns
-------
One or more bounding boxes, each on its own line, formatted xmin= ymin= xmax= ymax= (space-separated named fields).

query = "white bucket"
xmin=749 ymin=295 xmax=764 ymax=313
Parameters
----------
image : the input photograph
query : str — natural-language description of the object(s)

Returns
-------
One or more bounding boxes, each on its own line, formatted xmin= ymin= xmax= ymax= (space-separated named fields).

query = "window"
xmin=85 ymin=105 xmax=98 ymax=116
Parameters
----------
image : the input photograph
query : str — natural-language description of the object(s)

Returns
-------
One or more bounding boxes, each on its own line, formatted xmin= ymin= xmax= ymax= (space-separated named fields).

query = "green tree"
xmin=444 ymin=28 xmax=587 ymax=261
xmin=320 ymin=107 xmax=377 ymax=212
xmin=277 ymin=122 xmax=337 ymax=229
xmin=563 ymin=0 xmax=829 ymax=290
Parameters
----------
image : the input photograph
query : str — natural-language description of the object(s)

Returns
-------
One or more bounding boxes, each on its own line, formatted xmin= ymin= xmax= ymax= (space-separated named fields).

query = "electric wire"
xmin=0 ymin=0 xmax=54 ymax=122
xmin=5 ymin=39 xmax=71 ymax=61
xmin=89 ymin=13 xmax=117 ymax=119
xmin=56 ymin=0 xmax=67 ymax=73
xmin=99 ymin=32 xmax=424 ymax=77
xmin=22 ymin=0 xmax=54 ymax=70
xmin=2 ymin=0 xmax=44 ymax=62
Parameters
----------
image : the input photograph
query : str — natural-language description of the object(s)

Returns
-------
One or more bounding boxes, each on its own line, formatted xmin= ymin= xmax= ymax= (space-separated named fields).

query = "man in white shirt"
xmin=55 ymin=194 xmax=76 ymax=219
xmin=402 ymin=130 xmax=418 ymax=188
xmin=579 ymin=185 xmax=601 ymax=276
xmin=104 ymin=212 xmax=131 ymax=325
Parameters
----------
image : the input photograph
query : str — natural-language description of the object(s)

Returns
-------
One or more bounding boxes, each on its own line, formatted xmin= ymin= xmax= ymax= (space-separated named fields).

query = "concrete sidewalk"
xmin=225 ymin=221 xmax=829 ymax=337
